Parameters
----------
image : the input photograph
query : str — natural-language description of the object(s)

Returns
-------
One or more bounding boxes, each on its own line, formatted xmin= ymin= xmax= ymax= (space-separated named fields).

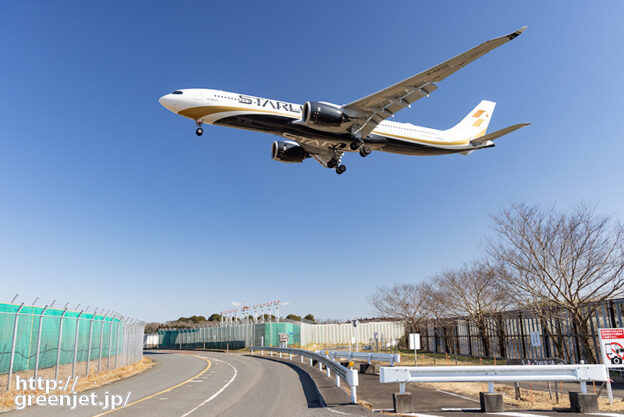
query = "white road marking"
xmin=434 ymin=389 xmax=479 ymax=402
xmin=588 ymin=414 xmax=624 ymax=417
xmin=179 ymin=358 xmax=238 ymax=417
xmin=488 ymin=412 xmax=548 ymax=417
xmin=159 ymin=398 xmax=168 ymax=400
xmin=328 ymin=409 xmax=350 ymax=415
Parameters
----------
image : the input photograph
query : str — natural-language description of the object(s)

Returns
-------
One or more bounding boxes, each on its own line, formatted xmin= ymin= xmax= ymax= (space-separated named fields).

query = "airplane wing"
xmin=470 ymin=122 xmax=531 ymax=145
xmin=342 ymin=27 xmax=527 ymax=139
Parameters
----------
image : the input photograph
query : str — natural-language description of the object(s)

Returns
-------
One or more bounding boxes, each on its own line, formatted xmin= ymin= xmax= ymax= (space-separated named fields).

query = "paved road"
xmin=7 ymin=351 xmax=624 ymax=417
xmin=7 ymin=350 xmax=375 ymax=417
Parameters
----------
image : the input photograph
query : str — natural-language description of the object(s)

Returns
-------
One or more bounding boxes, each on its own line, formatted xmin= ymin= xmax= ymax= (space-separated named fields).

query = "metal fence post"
xmin=98 ymin=312 xmax=109 ymax=373
xmin=54 ymin=307 xmax=69 ymax=380
xmin=86 ymin=308 xmax=98 ymax=377
xmin=71 ymin=309 xmax=85 ymax=378
xmin=115 ymin=316 xmax=122 ymax=369
xmin=107 ymin=314 xmax=115 ymax=370
xmin=33 ymin=304 xmax=49 ymax=380
xmin=7 ymin=303 xmax=25 ymax=391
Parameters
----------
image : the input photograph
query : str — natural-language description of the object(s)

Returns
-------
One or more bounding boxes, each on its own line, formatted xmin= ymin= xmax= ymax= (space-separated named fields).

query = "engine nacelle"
xmin=271 ymin=141 xmax=308 ymax=163
xmin=301 ymin=101 xmax=350 ymax=131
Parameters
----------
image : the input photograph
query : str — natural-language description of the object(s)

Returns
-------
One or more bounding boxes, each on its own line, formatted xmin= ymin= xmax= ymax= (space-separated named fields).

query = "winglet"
xmin=507 ymin=26 xmax=527 ymax=40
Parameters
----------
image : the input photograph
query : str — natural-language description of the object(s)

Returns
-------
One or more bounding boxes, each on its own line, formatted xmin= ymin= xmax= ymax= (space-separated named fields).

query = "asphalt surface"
xmin=6 ymin=351 xmax=624 ymax=417
xmin=6 ymin=350 xmax=375 ymax=417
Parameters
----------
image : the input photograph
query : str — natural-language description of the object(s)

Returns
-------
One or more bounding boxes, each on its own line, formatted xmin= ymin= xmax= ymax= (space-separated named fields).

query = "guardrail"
xmin=380 ymin=364 xmax=609 ymax=394
xmin=315 ymin=350 xmax=399 ymax=366
xmin=250 ymin=346 xmax=359 ymax=403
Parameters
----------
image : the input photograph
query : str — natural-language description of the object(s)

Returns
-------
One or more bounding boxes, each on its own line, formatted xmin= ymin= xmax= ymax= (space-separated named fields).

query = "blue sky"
xmin=1 ymin=2 xmax=623 ymax=322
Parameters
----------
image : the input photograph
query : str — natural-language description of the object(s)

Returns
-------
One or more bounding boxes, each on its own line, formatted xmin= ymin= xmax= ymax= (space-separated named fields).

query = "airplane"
xmin=159 ymin=27 xmax=529 ymax=175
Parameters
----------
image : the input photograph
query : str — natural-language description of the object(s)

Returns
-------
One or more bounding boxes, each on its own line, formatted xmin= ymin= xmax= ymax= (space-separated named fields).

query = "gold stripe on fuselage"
xmin=179 ymin=105 xmax=475 ymax=147
xmin=178 ymin=105 xmax=298 ymax=120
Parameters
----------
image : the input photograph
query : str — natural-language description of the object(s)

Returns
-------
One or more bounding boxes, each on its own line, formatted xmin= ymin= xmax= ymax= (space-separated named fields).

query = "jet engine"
xmin=271 ymin=141 xmax=308 ymax=163
xmin=300 ymin=101 xmax=350 ymax=131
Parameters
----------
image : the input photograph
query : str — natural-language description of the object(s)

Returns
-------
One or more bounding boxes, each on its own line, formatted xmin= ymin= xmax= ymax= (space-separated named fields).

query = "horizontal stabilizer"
xmin=470 ymin=123 xmax=530 ymax=145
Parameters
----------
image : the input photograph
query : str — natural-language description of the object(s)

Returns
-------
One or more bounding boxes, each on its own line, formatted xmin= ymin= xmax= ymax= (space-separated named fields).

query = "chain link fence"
xmin=153 ymin=320 xmax=405 ymax=351
xmin=417 ymin=298 xmax=624 ymax=364
xmin=0 ymin=298 xmax=145 ymax=391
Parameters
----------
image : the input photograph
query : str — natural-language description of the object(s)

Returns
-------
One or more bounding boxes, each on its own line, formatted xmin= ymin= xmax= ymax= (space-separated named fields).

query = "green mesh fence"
xmin=0 ymin=303 xmax=123 ymax=374
xmin=157 ymin=322 xmax=301 ymax=349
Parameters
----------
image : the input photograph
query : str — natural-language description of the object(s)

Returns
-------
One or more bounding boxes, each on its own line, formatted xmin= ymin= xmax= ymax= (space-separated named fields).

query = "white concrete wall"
xmin=300 ymin=321 xmax=404 ymax=346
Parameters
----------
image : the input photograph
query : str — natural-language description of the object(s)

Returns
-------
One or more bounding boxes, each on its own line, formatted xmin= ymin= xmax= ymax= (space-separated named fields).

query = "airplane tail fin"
xmin=444 ymin=100 xmax=496 ymax=141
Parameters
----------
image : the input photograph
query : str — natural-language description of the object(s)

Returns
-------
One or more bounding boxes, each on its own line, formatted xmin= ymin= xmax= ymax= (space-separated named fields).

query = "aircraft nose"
xmin=159 ymin=94 xmax=178 ymax=112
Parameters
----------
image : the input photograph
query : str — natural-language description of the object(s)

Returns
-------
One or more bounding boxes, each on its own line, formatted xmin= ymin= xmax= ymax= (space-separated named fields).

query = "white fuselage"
xmin=159 ymin=89 xmax=490 ymax=156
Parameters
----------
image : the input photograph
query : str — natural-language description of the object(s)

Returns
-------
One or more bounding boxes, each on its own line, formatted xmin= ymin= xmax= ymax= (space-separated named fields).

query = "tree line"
xmin=369 ymin=202 xmax=624 ymax=363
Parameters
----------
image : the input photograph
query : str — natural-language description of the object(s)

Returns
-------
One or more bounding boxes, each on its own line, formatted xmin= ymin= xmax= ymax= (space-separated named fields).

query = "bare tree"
xmin=368 ymin=283 xmax=428 ymax=333
xmin=432 ymin=262 xmax=509 ymax=357
xmin=489 ymin=202 xmax=624 ymax=363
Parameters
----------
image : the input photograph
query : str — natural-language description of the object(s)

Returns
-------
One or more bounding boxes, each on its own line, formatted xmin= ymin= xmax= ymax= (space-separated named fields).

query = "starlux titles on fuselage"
xmin=237 ymin=95 xmax=302 ymax=114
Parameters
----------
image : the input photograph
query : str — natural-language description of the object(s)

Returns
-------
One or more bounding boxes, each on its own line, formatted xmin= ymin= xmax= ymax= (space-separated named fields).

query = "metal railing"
xmin=250 ymin=346 xmax=359 ymax=403
xmin=380 ymin=364 xmax=608 ymax=394
xmin=315 ymin=350 xmax=400 ymax=366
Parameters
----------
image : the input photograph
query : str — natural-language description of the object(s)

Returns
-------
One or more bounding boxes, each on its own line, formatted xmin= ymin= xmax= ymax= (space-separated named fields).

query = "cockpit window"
xmin=172 ymin=90 xmax=183 ymax=95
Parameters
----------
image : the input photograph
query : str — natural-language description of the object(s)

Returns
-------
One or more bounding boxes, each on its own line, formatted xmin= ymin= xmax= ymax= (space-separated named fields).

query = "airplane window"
xmin=172 ymin=90 xmax=183 ymax=95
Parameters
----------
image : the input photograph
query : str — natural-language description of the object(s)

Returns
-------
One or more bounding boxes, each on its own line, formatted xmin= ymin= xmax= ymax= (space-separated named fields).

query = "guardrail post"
xmin=347 ymin=369 xmax=359 ymax=404
xmin=400 ymin=382 xmax=406 ymax=393
xmin=289 ymin=353 xmax=292 ymax=360
xmin=335 ymin=374 xmax=340 ymax=387
xmin=33 ymin=304 xmax=49 ymax=380
xmin=7 ymin=303 xmax=24 ymax=391
xmin=580 ymin=381 xmax=587 ymax=394
xmin=300 ymin=354 xmax=303 ymax=363
xmin=488 ymin=382 xmax=495 ymax=393
xmin=309 ymin=358 xmax=313 ymax=366
xmin=55 ymin=307 xmax=68 ymax=380
xmin=319 ymin=361 xmax=322 ymax=371
xmin=326 ymin=366 xmax=331 ymax=377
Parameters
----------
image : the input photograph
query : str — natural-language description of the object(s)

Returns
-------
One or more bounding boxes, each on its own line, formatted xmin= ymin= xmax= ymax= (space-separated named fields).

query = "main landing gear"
xmin=195 ymin=121 xmax=203 ymax=136
xmin=327 ymin=158 xmax=347 ymax=175
xmin=350 ymin=138 xmax=371 ymax=158
xmin=359 ymin=146 xmax=371 ymax=157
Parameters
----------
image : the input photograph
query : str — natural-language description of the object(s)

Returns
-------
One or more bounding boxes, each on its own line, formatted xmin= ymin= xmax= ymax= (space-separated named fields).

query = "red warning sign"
xmin=600 ymin=329 xmax=624 ymax=340
xmin=600 ymin=328 xmax=624 ymax=368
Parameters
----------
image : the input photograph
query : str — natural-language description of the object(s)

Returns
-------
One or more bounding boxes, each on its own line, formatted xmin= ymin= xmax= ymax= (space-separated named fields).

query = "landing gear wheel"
xmin=349 ymin=139 xmax=364 ymax=151
xmin=195 ymin=127 xmax=204 ymax=136
xmin=327 ymin=159 xmax=338 ymax=169
xmin=359 ymin=146 xmax=372 ymax=157
xmin=335 ymin=165 xmax=347 ymax=175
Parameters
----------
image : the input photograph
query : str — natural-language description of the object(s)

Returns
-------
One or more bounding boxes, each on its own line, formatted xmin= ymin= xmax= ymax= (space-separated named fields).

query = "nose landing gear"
xmin=335 ymin=165 xmax=347 ymax=175
xmin=195 ymin=121 xmax=203 ymax=136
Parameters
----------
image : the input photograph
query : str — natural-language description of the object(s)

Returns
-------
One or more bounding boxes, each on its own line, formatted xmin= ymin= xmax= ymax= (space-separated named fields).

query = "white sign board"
xmin=530 ymin=331 xmax=541 ymax=347
xmin=599 ymin=328 xmax=624 ymax=368
xmin=409 ymin=333 xmax=421 ymax=350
